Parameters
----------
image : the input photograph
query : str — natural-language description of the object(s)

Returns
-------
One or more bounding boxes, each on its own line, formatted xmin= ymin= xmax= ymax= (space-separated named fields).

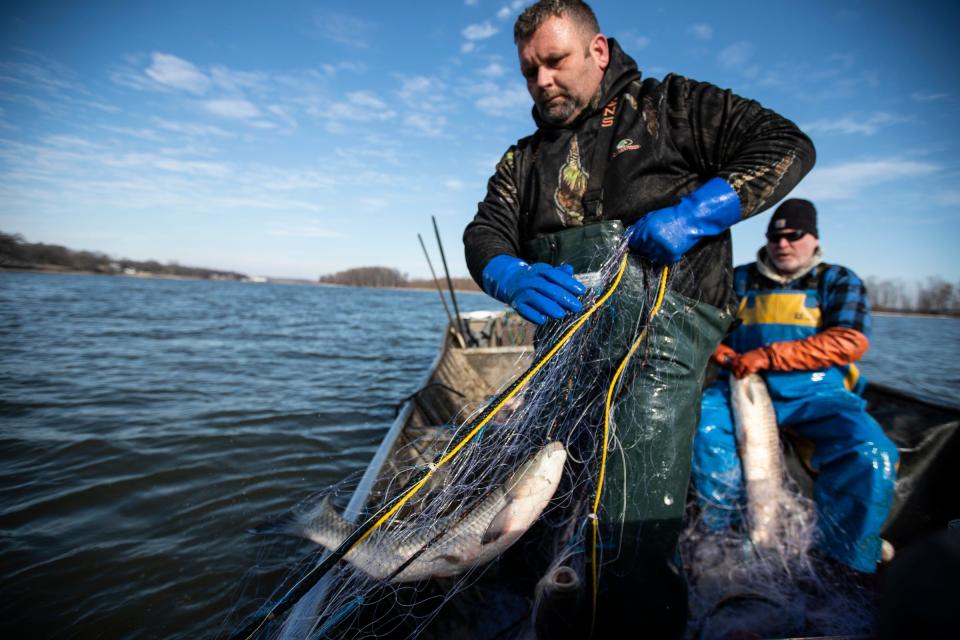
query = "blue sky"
xmin=1 ymin=0 xmax=958 ymax=283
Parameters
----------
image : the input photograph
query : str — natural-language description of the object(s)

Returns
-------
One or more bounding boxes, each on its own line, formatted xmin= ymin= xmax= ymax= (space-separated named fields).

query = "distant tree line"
xmin=319 ymin=268 xmax=958 ymax=310
xmin=319 ymin=266 xmax=480 ymax=292
xmin=866 ymin=276 xmax=960 ymax=315
xmin=0 ymin=231 xmax=247 ymax=280
xmin=11 ymin=229 xmax=950 ymax=307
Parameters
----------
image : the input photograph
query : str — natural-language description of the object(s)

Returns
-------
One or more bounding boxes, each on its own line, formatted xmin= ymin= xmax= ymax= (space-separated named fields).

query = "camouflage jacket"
xmin=463 ymin=39 xmax=816 ymax=310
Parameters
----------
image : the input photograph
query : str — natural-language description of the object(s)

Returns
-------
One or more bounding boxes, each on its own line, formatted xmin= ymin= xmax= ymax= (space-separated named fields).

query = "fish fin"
xmin=440 ymin=553 xmax=467 ymax=566
xmin=247 ymin=496 xmax=350 ymax=546
xmin=481 ymin=498 xmax=516 ymax=546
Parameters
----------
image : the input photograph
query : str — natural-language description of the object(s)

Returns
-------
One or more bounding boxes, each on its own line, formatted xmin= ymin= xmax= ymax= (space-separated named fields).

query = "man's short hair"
xmin=514 ymin=0 xmax=600 ymax=44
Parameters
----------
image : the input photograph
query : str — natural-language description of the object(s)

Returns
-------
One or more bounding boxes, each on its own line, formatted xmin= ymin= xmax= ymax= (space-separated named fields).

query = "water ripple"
xmin=0 ymin=272 xmax=493 ymax=637
xmin=3 ymin=272 xmax=954 ymax=637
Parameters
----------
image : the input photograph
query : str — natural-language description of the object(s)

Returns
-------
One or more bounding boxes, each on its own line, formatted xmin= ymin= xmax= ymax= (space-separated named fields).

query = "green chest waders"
xmin=526 ymin=221 xmax=731 ymax=638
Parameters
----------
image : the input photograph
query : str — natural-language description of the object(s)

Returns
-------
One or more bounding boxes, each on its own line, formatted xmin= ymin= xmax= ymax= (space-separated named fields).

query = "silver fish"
xmin=292 ymin=442 xmax=567 ymax=582
xmin=730 ymin=374 xmax=784 ymax=549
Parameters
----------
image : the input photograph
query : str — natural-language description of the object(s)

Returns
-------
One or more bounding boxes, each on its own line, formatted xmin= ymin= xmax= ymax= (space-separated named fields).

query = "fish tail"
xmin=247 ymin=511 xmax=308 ymax=538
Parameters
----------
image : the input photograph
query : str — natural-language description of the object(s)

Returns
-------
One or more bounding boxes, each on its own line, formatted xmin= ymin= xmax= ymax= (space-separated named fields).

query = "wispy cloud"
xmin=0 ymin=58 xmax=79 ymax=93
xmin=127 ymin=54 xmax=275 ymax=104
xmin=1 ymin=54 xmax=120 ymax=115
xmin=209 ymin=66 xmax=269 ymax=94
xmin=464 ymin=22 xmax=497 ymax=40
xmin=812 ymin=53 xmax=856 ymax=78
xmin=314 ymin=90 xmax=397 ymax=132
xmin=152 ymin=158 xmax=232 ymax=177
xmin=911 ymin=91 xmax=948 ymax=103
xmin=98 ymin=152 xmax=232 ymax=177
xmin=404 ymin=113 xmax=447 ymax=138
xmin=615 ymin=31 xmax=651 ymax=51
xmin=333 ymin=137 xmax=404 ymax=167
xmin=478 ymin=62 xmax=507 ymax=77
xmin=474 ymin=81 xmax=529 ymax=116
xmin=314 ymin=12 xmax=377 ymax=49
xmin=395 ymin=74 xmax=451 ymax=114
xmin=99 ymin=125 xmax=165 ymax=142
xmin=42 ymin=134 xmax=101 ymax=149
xmin=154 ymin=118 xmax=234 ymax=138
xmin=804 ymin=53 xmax=879 ymax=93
xmin=688 ymin=24 xmax=713 ymax=40
xmin=496 ymin=1 xmax=526 ymax=21
xmin=801 ymin=112 xmax=905 ymax=136
xmin=321 ymin=61 xmax=367 ymax=76
xmin=203 ymin=98 xmax=260 ymax=119
xmin=342 ymin=91 xmax=386 ymax=110
xmin=261 ymin=107 xmax=292 ymax=132
xmin=145 ymin=53 xmax=210 ymax=94
xmin=0 ymin=135 xmax=235 ymax=188
xmin=0 ymin=134 xmax=349 ymax=223
xmin=751 ymin=53 xmax=881 ymax=102
xmin=253 ymin=168 xmax=340 ymax=192
xmin=462 ymin=21 xmax=499 ymax=53
xmin=793 ymin=159 xmax=939 ymax=201
xmin=718 ymin=41 xmax=754 ymax=69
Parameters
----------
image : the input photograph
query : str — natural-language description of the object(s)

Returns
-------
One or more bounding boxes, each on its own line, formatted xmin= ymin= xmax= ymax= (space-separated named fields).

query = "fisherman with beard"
xmin=463 ymin=1 xmax=814 ymax=636
xmin=693 ymin=198 xmax=899 ymax=576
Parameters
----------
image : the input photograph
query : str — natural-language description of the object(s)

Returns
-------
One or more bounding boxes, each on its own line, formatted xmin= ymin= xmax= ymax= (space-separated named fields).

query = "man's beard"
xmin=536 ymin=84 xmax=601 ymax=126
xmin=537 ymin=92 xmax=579 ymax=125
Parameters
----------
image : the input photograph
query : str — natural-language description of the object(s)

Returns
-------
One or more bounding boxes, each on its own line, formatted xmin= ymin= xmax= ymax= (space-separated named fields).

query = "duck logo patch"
xmin=612 ymin=138 xmax=640 ymax=158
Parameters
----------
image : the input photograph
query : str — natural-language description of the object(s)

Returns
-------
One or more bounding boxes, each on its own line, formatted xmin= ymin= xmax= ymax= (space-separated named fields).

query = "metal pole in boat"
xmin=432 ymin=216 xmax=478 ymax=346
xmin=418 ymin=233 xmax=465 ymax=348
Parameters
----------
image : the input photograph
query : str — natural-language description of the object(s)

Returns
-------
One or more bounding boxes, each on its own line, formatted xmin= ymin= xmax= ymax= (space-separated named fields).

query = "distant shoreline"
xmin=6 ymin=268 xmax=953 ymax=307
xmin=284 ymin=279 xmax=485 ymax=294
xmin=1 ymin=265 xmax=215 ymax=282
xmin=1 ymin=265 xmax=485 ymax=293
xmin=872 ymin=310 xmax=959 ymax=319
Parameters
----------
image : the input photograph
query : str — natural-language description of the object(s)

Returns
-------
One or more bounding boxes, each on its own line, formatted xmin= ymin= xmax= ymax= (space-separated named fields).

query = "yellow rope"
xmin=590 ymin=264 xmax=669 ymax=636
xmin=238 ymin=254 xmax=634 ymax=640
xmin=352 ymin=254 xmax=631 ymax=549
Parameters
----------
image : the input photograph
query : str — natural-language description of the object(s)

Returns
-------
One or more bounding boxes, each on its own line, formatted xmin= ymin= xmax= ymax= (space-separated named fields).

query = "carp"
xmin=731 ymin=374 xmax=785 ymax=549
xmin=287 ymin=442 xmax=567 ymax=582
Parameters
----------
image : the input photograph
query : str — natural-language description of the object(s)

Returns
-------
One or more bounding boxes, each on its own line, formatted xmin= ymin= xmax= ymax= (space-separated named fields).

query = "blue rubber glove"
xmin=481 ymin=255 xmax=586 ymax=325
xmin=626 ymin=177 xmax=741 ymax=264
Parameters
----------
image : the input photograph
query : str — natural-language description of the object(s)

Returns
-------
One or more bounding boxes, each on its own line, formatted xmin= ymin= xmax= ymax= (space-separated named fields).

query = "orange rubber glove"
xmin=711 ymin=343 xmax=738 ymax=367
xmin=732 ymin=348 xmax=771 ymax=378
xmin=732 ymin=327 xmax=869 ymax=379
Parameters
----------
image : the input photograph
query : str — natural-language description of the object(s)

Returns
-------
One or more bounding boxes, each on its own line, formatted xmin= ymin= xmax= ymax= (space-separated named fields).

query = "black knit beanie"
xmin=767 ymin=199 xmax=818 ymax=238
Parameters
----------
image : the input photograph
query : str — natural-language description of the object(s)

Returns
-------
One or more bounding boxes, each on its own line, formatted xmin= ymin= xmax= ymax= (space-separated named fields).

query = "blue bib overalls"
xmin=692 ymin=266 xmax=898 ymax=573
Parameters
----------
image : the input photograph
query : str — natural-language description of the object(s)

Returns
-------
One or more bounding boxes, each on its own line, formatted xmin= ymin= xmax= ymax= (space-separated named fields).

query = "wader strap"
xmin=744 ymin=261 xmax=826 ymax=293
xmin=581 ymin=97 xmax=621 ymax=223
xmin=518 ymin=132 xmax=541 ymax=242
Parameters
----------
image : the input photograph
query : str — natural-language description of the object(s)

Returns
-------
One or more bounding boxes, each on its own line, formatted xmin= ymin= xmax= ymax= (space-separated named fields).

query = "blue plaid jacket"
xmin=733 ymin=262 xmax=871 ymax=338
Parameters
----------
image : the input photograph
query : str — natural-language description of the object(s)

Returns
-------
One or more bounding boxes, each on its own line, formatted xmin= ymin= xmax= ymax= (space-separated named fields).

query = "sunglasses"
xmin=766 ymin=229 xmax=807 ymax=243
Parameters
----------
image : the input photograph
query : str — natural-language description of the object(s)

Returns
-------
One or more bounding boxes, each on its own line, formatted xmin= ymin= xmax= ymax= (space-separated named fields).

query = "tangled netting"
xmin=226 ymin=240 xmax=877 ymax=640
xmin=682 ymin=471 xmax=875 ymax=639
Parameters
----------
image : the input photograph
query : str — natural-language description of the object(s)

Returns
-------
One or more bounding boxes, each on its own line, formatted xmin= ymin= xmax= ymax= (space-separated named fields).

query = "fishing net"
xmin=681 ymin=471 xmax=875 ymax=639
xmin=226 ymin=238 xmax=880 ymax=640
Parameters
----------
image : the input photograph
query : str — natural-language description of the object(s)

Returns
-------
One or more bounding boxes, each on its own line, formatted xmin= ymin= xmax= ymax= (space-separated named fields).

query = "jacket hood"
xmin=531 ymin=37 xmax=642 ymax=130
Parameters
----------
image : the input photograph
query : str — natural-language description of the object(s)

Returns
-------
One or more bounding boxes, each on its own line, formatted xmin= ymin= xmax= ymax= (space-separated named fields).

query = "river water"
xmin=1 ymin=272 xmax=957 ymax=638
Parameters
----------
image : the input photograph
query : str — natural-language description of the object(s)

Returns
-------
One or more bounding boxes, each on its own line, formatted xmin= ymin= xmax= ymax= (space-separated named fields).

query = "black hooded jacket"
xmin=463 ymin=39 xmax=815 ymax=310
